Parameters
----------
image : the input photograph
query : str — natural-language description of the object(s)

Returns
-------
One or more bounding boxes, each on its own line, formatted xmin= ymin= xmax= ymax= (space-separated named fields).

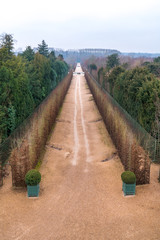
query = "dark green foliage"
xmin=98 ymin=67 xmax=104 ymax=84
xmin=142 ymin=57 xmax=160 ymax=77
xmin=108 ymin=66 xmax=125 ymax=95
xmin=49 ymin=51 xmax=56 ymax=67
xmin=0 ymin=105 xmax=8 ymax=141
xmin=50 ymin=69 xmax=57 ymax=89
xmin=7 ymin=104 xmax=16 ymax=132
xmin=121 ymin=171 xmax=136 ymax=184
xmin=58 ymin=54 xmax=64 ymax=61
xmin=0 ymin=66 xmax=12 ymax=106
xmin=154 ymin=56 xmax=160 ymax=63
xmin=38 ymin=40 xmax=49 ymax=57
xmin=143 ymin=63 xmax=160 ymax=77
xmin=0 ymin=66 xmax=14 ymax=139
xmin=29 ymin=53 xmax=51 ymax=104
xmin=3 ymin=55 xmax=35 ymax=128
xmin=22 ymin=46 xmax=35 ymax=61
xmin=53 ymin=60 xmax=69 ymax=83
xmin=27 ymin=53 xmax=66 ymax=106
xmin=89 ymin=63 xmax=97 ymax=72
xmin=0 ymin=34 xmax=14 ymax=57
xmin=0 ymin=36 xmax=69 ymax=142
xmin=106 ymin=53 xmax=120 ymax=71
xmin=25 ymin=169 xmax=41 ymax=186
xmin=0 ymin=47 xmax=9 ymax=64
xmin=158 ymin=169 xmax=160 ymax=182
xmin=112 ymin=67 xmax=160 ymax=132
xmin=99 ymin=62 xmax=160 ymax=133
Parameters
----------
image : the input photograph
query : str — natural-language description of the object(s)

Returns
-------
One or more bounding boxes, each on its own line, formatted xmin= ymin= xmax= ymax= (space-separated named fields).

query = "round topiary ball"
xmin=121 ymin=171 xmax=136 ymax=184
xmin=25 ymin=169 xmax=41 ymax=186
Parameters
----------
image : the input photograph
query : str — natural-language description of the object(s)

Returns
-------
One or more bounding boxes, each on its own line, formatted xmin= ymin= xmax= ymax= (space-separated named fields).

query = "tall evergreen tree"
xmin=38 ymin=40 xmax=49 ymax=57
xmin=0 ymin=33 xmax=14 ymax=57
xmin=0 ymin=35 xmax=69 ymax=142
xmin=22 ymin=46 xmax=35 ymax=61
xmin=106 ymin=53 xmax=120 ymax=71
xmin=58 ymin=54 xmax=64 ymax=61
xmin=49 ymin=51 xmax=56 ymax=63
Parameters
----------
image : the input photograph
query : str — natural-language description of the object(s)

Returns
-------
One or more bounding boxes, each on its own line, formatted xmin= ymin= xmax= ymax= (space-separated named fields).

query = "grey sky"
xmin=0 ymin=0 xmax=160 ymax=52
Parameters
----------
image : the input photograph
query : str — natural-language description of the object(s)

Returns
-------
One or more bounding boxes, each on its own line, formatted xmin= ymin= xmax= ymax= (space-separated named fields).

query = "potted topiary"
xmin=121 ymin=171 xmax=136 ymax=196
xmin=25 ymin=169 xmax=41 ymax=197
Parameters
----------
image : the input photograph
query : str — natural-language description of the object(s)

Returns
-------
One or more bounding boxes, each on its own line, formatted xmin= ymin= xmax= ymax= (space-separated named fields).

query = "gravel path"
xmin=0 ymin=65 xmax=160 ymax=240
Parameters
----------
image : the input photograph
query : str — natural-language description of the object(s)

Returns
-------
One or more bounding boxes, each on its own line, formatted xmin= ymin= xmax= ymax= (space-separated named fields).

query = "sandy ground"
xmin=0 ymin=65 xmax=160 ymax=240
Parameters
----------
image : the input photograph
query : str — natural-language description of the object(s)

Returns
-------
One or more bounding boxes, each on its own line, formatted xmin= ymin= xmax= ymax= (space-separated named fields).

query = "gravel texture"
xmin=0 ymin=66 xmax=160 ymax=240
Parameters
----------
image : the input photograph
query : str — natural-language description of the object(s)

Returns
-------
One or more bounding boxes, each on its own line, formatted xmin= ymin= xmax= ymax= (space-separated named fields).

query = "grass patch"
xmin=88 ymin=96 xmax=94 ymax=101
xmin=35 ymin=159 xmax=42 ymax=170
xmin=85 ymin=83 xmax=89 ymax=89
xmin=35 ymin=143 xmax=47 ymax=170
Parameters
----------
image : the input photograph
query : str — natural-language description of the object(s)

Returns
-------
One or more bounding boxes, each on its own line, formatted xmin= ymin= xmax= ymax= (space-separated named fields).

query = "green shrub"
xmin=25 ymin=169 xmax=41 ymax=186
xmin=121 ymin=171 xmax=136 ymax=184
xmin=158 ymin=169 xmax=160 ymax=183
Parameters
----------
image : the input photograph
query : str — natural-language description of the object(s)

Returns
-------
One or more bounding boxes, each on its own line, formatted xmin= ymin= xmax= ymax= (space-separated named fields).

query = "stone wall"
xmin=8 ymin=72 xmax=72 ymax=187
xmin=85 ymin=71 xmax=150 ymax=185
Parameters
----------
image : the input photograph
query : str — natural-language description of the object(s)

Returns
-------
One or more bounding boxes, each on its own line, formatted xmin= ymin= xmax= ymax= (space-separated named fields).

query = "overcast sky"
xmin=0 ymin=0 xmax=160 ymax=52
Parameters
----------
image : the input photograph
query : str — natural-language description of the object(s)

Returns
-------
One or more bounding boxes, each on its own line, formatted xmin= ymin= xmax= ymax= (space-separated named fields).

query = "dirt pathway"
xmin=0 ymin=65 xmax=160 ymax=240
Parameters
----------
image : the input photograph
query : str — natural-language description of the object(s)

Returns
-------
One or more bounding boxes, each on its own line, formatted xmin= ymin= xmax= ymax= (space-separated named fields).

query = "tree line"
xmin=0 ymin=34 xmax=69 ymax=143
xmin=88 ymin=53 xmax=160 ymax=136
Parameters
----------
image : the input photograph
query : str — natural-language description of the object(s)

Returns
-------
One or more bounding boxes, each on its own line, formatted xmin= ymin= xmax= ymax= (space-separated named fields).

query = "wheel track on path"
xmin=72 ymin=75 xmax=79 ymax=166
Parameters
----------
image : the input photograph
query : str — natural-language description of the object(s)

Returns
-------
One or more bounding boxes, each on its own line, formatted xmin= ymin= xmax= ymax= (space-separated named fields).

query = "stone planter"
xmin=122 ymin=182 xmax=136 ymax=196
xmin=27 ymin=184 xmax=40 ymax=197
